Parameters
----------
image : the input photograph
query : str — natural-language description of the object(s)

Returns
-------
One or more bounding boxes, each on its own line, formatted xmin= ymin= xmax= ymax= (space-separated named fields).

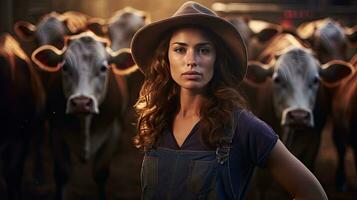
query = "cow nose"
xmin=286 ymin=108 xmax=312 ymax=126
xmin=70 ymin=96 xmax=94 ymax=114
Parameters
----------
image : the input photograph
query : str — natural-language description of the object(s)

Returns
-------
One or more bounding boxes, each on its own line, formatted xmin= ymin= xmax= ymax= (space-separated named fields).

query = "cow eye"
xmin=62 ymin=64 xmax=68 ymax=72
xmin=100 ymin=64 xmax=108 ymax=72
xmin=273 ymin=75 xmax=280 ymax=84
xmin=312 ymin=76 xmax=320 ymax=85
xmin=313 ymin=77 xmax=320 ymax=84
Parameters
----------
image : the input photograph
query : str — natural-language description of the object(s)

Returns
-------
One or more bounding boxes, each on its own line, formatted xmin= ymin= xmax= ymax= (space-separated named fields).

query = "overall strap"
xmin=216 ymin=109 xmax=242 ymax=165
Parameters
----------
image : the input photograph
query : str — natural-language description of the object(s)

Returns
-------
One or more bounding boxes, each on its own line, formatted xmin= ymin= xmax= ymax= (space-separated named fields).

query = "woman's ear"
xmin=107 ymin=48 xmax=138 ymax=75
xmin=31 ymin=45 xmax=65 ymax=72
xmin=14 ymin=21 xmax=36 ymax=41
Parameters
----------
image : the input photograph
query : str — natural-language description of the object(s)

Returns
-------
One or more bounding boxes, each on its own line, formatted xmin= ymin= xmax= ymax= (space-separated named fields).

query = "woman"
xmin=130 ymin=1 xmax=328 ymax=199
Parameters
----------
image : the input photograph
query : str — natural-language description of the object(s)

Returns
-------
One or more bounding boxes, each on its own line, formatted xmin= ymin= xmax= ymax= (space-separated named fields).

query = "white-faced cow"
xmin=243 ymin=34 xmax=353 ymax=199
xmin=330 ymin=57 xmax=356 ymax=192
xmin=87 ymin=7 xmax=150 ymax=125
xmin=31 ymin=32 xmax=137 ymax=200
xmin=15 ymin=11 xmax=88 ymax=50
xmin=297 ymin=18 xmax=357 ymax=64
xmin=0 ymin=33 xmax=46 ymax=200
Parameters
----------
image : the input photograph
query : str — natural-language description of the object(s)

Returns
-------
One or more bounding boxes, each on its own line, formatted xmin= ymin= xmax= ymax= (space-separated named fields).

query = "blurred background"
xmin=1 ymin=0 xmax=356 ymax=33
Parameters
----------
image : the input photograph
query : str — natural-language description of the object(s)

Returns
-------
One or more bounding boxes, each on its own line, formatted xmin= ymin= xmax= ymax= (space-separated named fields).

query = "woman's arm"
xmin=266 ymin=140 xmax=328 ymax=200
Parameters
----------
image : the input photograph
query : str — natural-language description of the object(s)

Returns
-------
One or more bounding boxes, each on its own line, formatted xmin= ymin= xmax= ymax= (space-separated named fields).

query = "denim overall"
xmin=141 ymin=111 xmax=242 ymax=200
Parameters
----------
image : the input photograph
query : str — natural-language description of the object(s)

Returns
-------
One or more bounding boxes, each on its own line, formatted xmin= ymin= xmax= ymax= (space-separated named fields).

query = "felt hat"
xmin=131 ymin=1 xmax=247 ymax=81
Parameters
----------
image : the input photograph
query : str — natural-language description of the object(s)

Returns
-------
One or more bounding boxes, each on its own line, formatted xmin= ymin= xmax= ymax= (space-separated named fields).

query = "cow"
xmin=87 ymin=7 xmax=150 ymax=127
xmin=0 ymin=33 xmax=46 ymax=200
xmin=14 ymin=11 xmax=90 ymax=95
xmin=242 ymin=34 xmax=353 ymax=199
xmin=296 ymin=18 xmax=357 ymax=64
xmin=31 ymin=31 xmax=138 ymax=200
xmin=224 ymin=16 xmax=288 ymax=60
xmin=330 ymin=57 xmax=356 ymax=192
xmin=15 ymin=11 xmax=88 ymax=50
xmin=87 ymin=7 xmax=150 ymax=52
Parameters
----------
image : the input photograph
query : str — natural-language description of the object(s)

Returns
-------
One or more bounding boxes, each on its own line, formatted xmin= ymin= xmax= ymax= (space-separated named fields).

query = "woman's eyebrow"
xmin=171 ymin=42 xmax=213 ymax=46
xmin=171 ymin=42 xmax=188 ymax=46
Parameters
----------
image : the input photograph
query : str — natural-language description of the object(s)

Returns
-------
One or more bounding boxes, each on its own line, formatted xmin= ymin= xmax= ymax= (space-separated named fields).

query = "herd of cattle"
xmin=0 ymin=6 xmax=356 ymax=200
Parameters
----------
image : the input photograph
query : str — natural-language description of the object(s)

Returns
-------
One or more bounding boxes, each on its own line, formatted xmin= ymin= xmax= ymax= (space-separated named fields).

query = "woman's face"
xmin=168 ymin=27 xmax=216 ymax=92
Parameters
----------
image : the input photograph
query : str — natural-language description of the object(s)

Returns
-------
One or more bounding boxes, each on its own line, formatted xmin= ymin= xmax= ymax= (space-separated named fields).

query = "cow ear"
xmin=31 ymin=45 xmax=64 ymax=72
xmin=319 ymin=60 xmax=354 ymax=87
xmin=245 ymin=61 xmax=274 ymax=84
xmin=345 ymin=25 xmax=357 ymax=47
xmin=350 ymin=54 xmax=357 ymax=67
xmin=296 ymin=21 xmax=316 ymax=40
xmin=256 ymin=27 xmax=281 ymax=43
xmin=296 ymin=21 xmax=318 ymax=46
xmin=14 ymin=21 xmax=36 ymax=41
xmin=249 ymin=20 xmax=281 ymax=43
xmin=87 ymin=18 xmax=108 ymax=37
xmin=59 ymin=11 xmax=88 ymax=34
xmin=108 ymin=48 xmax=138 ymax=75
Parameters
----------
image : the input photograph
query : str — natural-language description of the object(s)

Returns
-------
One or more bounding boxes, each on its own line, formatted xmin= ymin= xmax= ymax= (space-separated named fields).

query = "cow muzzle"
xmin=281 ymin=108 xmax=314 ymax=128
xmin=67 ymin=95 xmax=98 ymax=115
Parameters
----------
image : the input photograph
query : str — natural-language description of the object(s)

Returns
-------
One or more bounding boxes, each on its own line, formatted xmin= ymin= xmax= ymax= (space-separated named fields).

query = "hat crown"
xmin=173 ymin=1 xmax=217 ymax=17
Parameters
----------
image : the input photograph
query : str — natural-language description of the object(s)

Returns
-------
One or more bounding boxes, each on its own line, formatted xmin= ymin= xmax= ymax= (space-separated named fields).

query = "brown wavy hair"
xmin=134 ymin=25 xmax=246 ymax=151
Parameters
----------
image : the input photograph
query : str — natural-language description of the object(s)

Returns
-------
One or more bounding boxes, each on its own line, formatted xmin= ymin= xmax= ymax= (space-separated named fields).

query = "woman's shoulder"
xmin=232 ymin=108 xmax=279 ymax=167
xmin=233 ymin=108 xmax=266 ymax=128
xmin=234 ymin=108 xmax=271 ymax=129
xmin=233 ymin=108 xmax=278 ymax=142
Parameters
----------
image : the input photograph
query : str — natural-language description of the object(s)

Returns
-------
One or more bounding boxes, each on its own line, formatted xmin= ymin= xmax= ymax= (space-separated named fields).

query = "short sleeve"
xmin=235 ymin=110 xmax=279 ymax=168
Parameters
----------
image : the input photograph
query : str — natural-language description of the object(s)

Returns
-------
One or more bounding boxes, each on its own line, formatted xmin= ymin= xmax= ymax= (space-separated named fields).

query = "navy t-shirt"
xmin=156 ymin=110 xmax=278 ymax=165
xmin=155 ymin=109 xmax=279 ymax=198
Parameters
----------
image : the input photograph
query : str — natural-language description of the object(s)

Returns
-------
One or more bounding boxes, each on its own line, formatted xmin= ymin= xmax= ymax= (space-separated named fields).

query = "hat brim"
xmin=131 ymin=13 xmax=247 ymax=81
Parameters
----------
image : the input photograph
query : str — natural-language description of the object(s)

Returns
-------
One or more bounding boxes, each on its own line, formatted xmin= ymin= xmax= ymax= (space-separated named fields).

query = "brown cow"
xmin=0 ymin=33 xmax=46 ymax=200
xmin=224 ymin=16 xmax=283 ymax=60
xmin=297 ymin=18 xmax=357 ymax=64
xmin=31 ymin=32 xmax=138 ymax=200
xmin=242 ymin=35 xmax=353 ymax=199
xmin=330 ymin=57 xmax=356 ymax=192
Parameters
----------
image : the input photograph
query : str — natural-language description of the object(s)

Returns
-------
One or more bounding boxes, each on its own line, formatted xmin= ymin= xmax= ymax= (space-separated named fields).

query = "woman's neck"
xmin=178 ymin=88 xmax=205 ymax=118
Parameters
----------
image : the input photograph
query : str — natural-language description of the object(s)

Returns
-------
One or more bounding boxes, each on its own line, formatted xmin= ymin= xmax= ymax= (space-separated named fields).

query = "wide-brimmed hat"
xmin=131 ymin=1 xmax=247 ymax=82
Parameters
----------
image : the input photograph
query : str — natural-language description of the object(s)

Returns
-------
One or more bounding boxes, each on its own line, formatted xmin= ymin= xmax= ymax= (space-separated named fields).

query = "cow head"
xmin=31 ymin=32 xmax=137 ymax=116
xmin=297 ymin=18 xmax=357 ymax=64
xmin=15 ymin=11 xmax=88 ymax=49
xmin=87 ymin=7 xmax=150 ymax=51
xmin=246 ymin=47 xmax=353 ymax=129
xmin=247 ymin=20 xmax=283 ymax=60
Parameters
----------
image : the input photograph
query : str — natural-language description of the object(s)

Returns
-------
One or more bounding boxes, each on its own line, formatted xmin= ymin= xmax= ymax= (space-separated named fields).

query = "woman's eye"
xmin=174 ymin=47 xmax=185 ymax=53
xmin=199 ymin=48 xmax=210 ymax=54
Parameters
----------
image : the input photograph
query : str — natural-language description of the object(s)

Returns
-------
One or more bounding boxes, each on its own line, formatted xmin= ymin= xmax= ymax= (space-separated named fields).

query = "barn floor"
xmin=1 ymin=118 xmax=356 ymax=200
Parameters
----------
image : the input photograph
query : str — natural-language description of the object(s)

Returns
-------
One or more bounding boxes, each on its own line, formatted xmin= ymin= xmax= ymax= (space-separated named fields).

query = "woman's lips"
xmin=181 ymin=71 xmax=202 ymax=79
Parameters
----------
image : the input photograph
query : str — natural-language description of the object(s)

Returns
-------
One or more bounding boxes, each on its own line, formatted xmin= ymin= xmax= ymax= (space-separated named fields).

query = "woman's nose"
xmin=185 ymin=49 xmax=198 ymax=67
